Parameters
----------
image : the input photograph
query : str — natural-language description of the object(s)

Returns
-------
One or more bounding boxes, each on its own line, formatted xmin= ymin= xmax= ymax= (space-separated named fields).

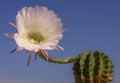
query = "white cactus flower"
xmin=5 ymin=6 xmax=64 ymax=65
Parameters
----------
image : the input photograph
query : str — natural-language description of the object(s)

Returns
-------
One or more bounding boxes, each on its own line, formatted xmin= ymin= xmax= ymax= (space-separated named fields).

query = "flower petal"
xmin=56 ymin=45 xmax=64 ymax=51
xmin=34 ymin=54 xmax=37 ymax=61
xmin=27 ymin=51 xmax=32 ymax=66
xmin=10 ymin=47 xmax=23 ymax=54
xmin=9 ymin=22 xmax=17 ymax=28
xmin=40 ymin=50 xmax=50 ymax=60
xmin=5 ymin=33 xmax=14 ymax=38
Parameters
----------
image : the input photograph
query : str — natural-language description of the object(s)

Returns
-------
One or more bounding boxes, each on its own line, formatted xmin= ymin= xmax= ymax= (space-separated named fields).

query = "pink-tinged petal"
xmin=40 ymin=50 xmax=50 ymax=60
xmin=51 ymin=45 xmax=64 ymax=51
xmin=9 ymin=22 xmax=17 ymax=28
xmin=35 ymin=54 xmax=37 ymax=61
xmin=56 ymin=45 xmax=64 ymax=50
xmin=27 ymin=51 xmax=32 ymax=66
xmin=5 ymin=33 xmax=14 ymax=38
xmin=33 ymin=48 xmax=39 ymax=53
xmin=10 ymin=47 xmax=23 ymax=54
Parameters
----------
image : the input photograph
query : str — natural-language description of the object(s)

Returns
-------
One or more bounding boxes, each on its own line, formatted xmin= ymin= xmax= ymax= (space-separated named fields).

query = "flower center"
xmin=27 ymin=32 xmax=45 ymax=44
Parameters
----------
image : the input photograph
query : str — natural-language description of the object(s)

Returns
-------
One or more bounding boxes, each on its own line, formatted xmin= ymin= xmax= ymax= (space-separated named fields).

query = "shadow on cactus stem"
xmin=37 ymin=50 xmax=114 ymax=83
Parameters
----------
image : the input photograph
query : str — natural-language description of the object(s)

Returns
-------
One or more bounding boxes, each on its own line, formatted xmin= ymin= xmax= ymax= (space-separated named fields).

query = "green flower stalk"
xmin=37 ymin=50 xmax=76 ymax=64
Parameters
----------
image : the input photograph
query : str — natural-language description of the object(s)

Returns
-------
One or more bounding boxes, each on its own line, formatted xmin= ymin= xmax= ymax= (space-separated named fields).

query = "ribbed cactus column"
xmin=73 ymin=51 xmax=114 ymax=83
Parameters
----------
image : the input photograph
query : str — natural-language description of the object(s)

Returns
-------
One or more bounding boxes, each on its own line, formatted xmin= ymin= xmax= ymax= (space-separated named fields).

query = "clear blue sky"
xmin=0 ymin=0 xmax=120 ymax=83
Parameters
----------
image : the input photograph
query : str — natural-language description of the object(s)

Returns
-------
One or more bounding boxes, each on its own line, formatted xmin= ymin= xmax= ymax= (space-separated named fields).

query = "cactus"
xmin=73 ymin=51 xmax=114 ymax=83
xmin=37 ymin=50 xmax=114 ymax=83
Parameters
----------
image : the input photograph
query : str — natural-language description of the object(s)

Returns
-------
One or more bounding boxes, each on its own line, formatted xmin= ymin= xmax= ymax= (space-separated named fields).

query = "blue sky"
xmin=0 ymin=0 xmax=120 ymax=83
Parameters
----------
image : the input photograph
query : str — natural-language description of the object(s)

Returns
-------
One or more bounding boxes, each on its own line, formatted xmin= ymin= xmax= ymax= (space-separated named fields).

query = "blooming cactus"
xmin=5 ymin=6 xmax=64 ymax=65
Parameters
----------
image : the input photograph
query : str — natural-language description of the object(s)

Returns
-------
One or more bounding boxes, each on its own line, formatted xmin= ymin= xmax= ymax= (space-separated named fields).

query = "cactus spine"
xmin=73 ymin=51 xmax=114 ymax=83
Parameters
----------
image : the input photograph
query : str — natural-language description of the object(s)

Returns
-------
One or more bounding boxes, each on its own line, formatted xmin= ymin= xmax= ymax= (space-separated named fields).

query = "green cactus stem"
xmin=73 ymin=51 xmax=114 ymax=83
xmin=36 ymin=51 xmax=114 ymax=83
